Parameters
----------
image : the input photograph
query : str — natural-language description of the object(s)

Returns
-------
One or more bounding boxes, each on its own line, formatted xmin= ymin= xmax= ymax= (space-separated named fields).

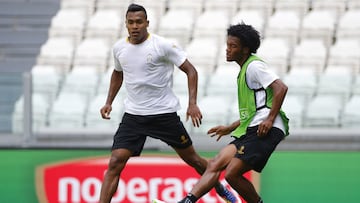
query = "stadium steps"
xmin=0 ymin=0 xmax=60 ymax=133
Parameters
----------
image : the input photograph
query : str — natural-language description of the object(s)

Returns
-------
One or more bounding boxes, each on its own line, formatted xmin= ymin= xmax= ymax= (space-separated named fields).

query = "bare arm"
xmin=100 ymin=70 xmax=123 ymax=119
xmin=178 ymin=59 xmax=202 ymax=127
xmin=208 ymin=120 xmax=240 ymax=141
xmin=258 ymin=79 xmax=288 ymax=136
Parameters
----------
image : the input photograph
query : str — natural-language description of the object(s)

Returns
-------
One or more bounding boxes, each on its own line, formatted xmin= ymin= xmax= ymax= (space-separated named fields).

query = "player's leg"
xmin=100 ymin=113 xmax=147 ymax=203
xmin=174 ymin=145 xmax=208 ymax=174
xmin=223 ymin=126 xmax=284 ymax=203
xmin=175 ymin=144 xmax=238 ymax=202
xmin=99 ymin=148 xmax=132 ymax=203
xmin=151 ymin=113 xmax=237 ymax=202
xmin=224 ymin=158 xmax=262 ymax=203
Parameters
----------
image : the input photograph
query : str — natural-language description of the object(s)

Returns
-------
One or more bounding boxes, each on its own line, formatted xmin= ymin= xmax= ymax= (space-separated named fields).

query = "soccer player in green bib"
xmin=153 ymin=23 xmax=290 ymax=203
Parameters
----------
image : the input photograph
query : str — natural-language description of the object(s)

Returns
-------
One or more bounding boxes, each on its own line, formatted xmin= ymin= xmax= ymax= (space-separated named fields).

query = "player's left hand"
xmin=186 ymin=104 xmax=202 ymax=127
xmin=257 ymin=119 xmax=273 ymax=137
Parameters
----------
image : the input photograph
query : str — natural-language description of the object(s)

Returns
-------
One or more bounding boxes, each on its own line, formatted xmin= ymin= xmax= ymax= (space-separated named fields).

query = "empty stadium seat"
xmin=97 ymin=68 xmax=128 ymax=98
xmin=193 ymin=9 xmax=230 ymax=40
xmin=238 ymin=0 xmax=274 ymax=17
xmin=204 ymin=0 xmax=239 ymax=17
xmin=191 ymin=95 xmax=232 ymax=135
xmin=73 ymin=38 xmax=110 ymax=68
xmin=257 ymin=37 xmax=291 ymax=76
xmin=300 ymin=9 xmax=337 ymax=48
xmin=303 ymin=94 xmax=343 ymax=128
xmin=60 ymin=0 xmax=95 ymax=15
xmin=167 ymin=0 xmax=204 ymax=18
xmin=158 ymin=9 xmax=195 ymax=47
xmin=311 ymin=0 xmax=347 ymax=16
xmin=31 ymin=65 xmax=62 ymax=102
xmin=282 ymin=66 xmax=318 ymax=101
xmin=172 ymin=67 xmax=207 ymax=98
xmin=282 ymin=94 xmax=306 ymax=128
xmin=265 ymin=10 xmax=301 ymax=46
xmin=290 ymin=39 xmax=328 ymax=72
xmin=47 ymin=92 xmax=88 ymax=128
xmin=60 ymin=66 xmax=100 ymax=99
xmin=341 ymin=95 xmax=360 ymax=128
xmin=85 ymin=9 xmax=123 ymax=43
xmin=352 ymin=75 xmax=360 ymax=95
xmin=231 ymin=10 xmax=266 ymax=34
xmin=327 ymin=39 xmax=360 ymax=73
xmin=273 ymin=0 xmax=310 ymax=16
xmin=36 ymin=37 xmax=75 ymax=72
xmin=347 ymin=0 xmax=360 ymax=10
xmin=316 ymin=66 xmax=353 ymax=102
xmin=336 ymin=10 xmax=360 ymax=40
xmin=12 ymin=93 xmax=50 ymax=133
xmin=205 ymin=64 xmax=238 ymax=99
xmin=85 ymin=93 xmax=123 ymax=129
xmin=48 ymin=8 xmax=87 ymax=43
xmin=185 ymin=37 xmax=220 ymax=73
xmin=95 ymin=0 xmax=131 ymax=13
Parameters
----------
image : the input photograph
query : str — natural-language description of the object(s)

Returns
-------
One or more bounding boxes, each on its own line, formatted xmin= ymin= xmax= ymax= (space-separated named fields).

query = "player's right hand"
xmin=100 ymin=104 xmax=112 ymax=119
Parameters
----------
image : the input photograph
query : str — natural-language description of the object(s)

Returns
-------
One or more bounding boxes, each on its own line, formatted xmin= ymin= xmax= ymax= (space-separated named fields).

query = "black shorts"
xmin=112 ymin=112 xmax=192 ymax=156
xmin=230 ymin=126 xmax=284 ymax=172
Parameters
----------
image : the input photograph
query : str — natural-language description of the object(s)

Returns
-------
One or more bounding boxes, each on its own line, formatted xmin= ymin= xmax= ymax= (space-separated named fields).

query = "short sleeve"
xmin=113 ymin=46 xmax=122 ymax=71
xmin=246 ymin=61 xmax=279 ymax=89
xmin=163 ymin=39 xmax=187 ymax=67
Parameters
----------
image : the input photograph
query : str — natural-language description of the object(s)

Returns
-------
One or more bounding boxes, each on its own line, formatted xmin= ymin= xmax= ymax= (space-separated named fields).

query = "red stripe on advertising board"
xmin=36 ymin=156 xmax=251 ymax=203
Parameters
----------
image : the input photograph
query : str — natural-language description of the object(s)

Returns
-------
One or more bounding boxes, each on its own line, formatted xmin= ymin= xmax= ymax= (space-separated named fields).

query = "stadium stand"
xmin=158 ymin=9 xmax=195 ymax=48
xmin=0 ymin=0 xmax=60 ymax=133
xmin=327 ymin=38 xmax=360 ymax=73
xmin=265 ymin=10 xmax=302 ymax=47
xmin=231 ymin=9 xmax=266 ymax=35
xmin=257 ymin=37 xmax=291 ymax=76
xmin=85 ymin=9 xmax=123 ymax=43
xmin=342 ymin=95 xmax=360 ymax=128
xmin=36 ymin=37 xmax=75 ymax=72
xmin=300 ymin=9 xmax=337 ymax=48
xmin=1 ymin=0 xmax=360 ymax=150
xmin=290 ymin=39 xmax=328 ymax=73
xmin=303 ymin=94 xmax=343 ymax=128
xmin=191 ymin=95 xmax=232 ymax=135
xmin=282 ymin=66 xmax=318 ymax=102
xmin=85 ymin=93 xmax=123 ymax=130
xmin=281 ymin=94 xmax=306 ymax=129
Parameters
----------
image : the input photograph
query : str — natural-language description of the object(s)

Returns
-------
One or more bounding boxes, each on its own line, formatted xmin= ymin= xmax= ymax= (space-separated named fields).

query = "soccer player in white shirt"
xmin=99 ymin=4 xmax=237 ymax=203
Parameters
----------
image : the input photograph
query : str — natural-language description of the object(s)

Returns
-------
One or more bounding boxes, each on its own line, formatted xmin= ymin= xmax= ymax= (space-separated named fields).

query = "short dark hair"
xmin=227 ymin=22 xmax=261 ymax=53
xmin=126 ymin=3 xmax=147 ymax=19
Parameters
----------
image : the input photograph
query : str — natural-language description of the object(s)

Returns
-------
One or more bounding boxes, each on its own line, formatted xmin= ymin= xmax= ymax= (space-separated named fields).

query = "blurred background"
xmin=0 ymin=0 xmax=359 ymax=202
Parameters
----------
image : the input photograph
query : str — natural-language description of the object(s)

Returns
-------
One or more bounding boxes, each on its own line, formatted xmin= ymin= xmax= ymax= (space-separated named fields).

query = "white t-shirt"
xmin=113 ymin=34 xmax=186 ymax=115
xmin=245 ymin=60 xmax=285 ymax=133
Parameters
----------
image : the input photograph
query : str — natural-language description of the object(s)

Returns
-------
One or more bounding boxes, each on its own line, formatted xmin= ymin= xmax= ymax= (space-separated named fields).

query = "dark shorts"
xmin=112 ymin=112 xmax=192 ymax=156
xmin=230 ymin=126 xmax=284 ymax=172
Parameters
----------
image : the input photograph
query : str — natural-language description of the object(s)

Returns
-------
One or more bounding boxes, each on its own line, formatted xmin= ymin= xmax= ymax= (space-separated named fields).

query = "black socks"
xmin=178 ymin=193 xmax=198 ymax=203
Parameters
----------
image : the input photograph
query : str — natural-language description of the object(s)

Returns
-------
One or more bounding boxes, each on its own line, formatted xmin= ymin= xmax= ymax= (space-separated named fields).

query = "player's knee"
xmin=224 ymin=170 xmax=238 ymax=185
xmin=206 ymin=158 xmax=222 ymax=172
xmin=183 ymin=156 xmax=207 ymax=173
xmin=108 ymin=155 xmax=127 ymax=172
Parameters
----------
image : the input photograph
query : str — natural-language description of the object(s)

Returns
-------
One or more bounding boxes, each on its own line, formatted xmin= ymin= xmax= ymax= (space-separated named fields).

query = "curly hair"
xmin=227 ymin=22 xmax=261 ymax=53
